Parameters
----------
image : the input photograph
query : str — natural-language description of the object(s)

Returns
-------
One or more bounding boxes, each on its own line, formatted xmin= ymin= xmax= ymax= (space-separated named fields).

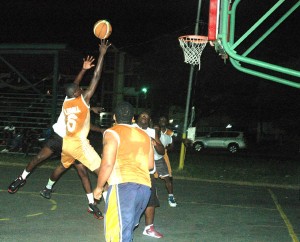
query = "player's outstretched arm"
xmin=73 ymin=55 xmax=95 ymax=85
xmin=84 ymin=40 xmax=111 ymax=104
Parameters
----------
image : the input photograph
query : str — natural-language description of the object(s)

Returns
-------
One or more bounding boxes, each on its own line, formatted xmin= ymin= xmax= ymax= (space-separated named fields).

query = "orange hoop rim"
xmin=178 ymin=35 xmax=208 ymax=44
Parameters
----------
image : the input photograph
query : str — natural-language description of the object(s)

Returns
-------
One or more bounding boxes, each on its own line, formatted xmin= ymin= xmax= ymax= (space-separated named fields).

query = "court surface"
xmin=1 ymin=159 xmax=299 ymax=242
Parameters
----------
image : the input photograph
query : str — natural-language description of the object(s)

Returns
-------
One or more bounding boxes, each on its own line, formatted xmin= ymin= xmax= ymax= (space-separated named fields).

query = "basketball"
xmin=93 ymin=20 xmax=112 ymax=39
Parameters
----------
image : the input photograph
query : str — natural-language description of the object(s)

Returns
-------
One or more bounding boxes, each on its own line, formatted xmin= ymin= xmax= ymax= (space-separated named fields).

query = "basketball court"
xmin=1 ymin=1 xmax=300 ymax=242
xmin=1 ymin=158 xmax=299 ymax=242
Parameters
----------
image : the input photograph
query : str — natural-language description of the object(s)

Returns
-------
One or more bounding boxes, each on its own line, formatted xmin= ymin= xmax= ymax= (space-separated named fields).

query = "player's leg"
xmin=75 ymin=142 xmax=104 ymax=202
xmin=160 ymin=175 xmax=177 ymax=207
xmin=25 ymin=146 xmax=54 ymax=172
xmin=40 ymin=137 xmax=78 ymax=198
xmin=156 ymin=157 xmax=177 ymax=207
xmin=76 ymin=140 xmax=101 ymax=173
xmin=40 ymin=163 xmax=68 ymax=199
xmin=40 ymin=136 xmax=77 ymax=198
xmin=74 ymin=161 xmax=92 ymax=193
xmin=161 ymin=176 xmax=177 ymax=207
xmin=143 ymin=174 xmax=163 ymax=238
xmin=7 ymin=133 xmax=61 ymax=194
xmin=162 ymin=176 xmax=172 ymax=193
xmin=73 ymin=161 xmax=104 ymax=220
xmin=105 ymin=183 xmax=150 ymax=241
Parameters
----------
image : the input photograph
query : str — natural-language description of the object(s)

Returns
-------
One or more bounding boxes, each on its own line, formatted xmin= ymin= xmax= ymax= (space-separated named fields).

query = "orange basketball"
xmin=93 ymin=20 xmax=112 ymax=39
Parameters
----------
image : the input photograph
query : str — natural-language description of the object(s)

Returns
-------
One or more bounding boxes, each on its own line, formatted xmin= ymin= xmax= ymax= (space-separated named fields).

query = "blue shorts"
xmin=104 ymin=183 xmax=151 ymax=242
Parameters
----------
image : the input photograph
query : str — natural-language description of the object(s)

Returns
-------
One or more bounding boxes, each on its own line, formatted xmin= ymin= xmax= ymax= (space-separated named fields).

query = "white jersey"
xmin=132 ymin=124 xmax=155 ymax=139
xmin=154 ymin=132 xmax=172 ymax=160
xmin=52 ymin=110 xmax=66 ymax=138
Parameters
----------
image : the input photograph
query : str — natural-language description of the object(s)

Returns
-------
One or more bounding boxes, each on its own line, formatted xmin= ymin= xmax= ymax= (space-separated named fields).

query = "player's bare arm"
xmin=83 ymin=40 xmax=111 ymax=104
xmin=73 ymin=55 xmax=95 ymax=85
xmin=153 ymin=130 xmax=165 ymax=155
xmin=166 ymin=142 xmax=174 ymax=151
xmin=93 ymin=131 xmax=117 ymax=200
xmin=148 ymin=145 xmax=154 ymax=170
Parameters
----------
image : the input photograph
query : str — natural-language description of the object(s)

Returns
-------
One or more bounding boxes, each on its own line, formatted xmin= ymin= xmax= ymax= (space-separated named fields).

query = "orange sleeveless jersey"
xmin=104 ymin=124 xmax=152 ymax=187
xmin=63 ymin=95 xmax=90 ymax=139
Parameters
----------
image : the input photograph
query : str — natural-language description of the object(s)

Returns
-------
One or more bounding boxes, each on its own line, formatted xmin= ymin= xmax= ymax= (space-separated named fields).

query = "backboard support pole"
xmin=179 ymin=0 xmax=203 ymax=170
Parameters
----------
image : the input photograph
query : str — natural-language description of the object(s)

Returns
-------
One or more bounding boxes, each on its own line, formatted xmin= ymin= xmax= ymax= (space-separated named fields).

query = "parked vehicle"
xmin=192 ymin=131 xmax=247 ymax=154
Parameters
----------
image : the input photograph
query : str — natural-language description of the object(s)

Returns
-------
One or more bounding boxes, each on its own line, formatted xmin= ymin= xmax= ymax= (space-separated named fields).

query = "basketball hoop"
xmin=178 ymin=35 xmax=208 ymax=69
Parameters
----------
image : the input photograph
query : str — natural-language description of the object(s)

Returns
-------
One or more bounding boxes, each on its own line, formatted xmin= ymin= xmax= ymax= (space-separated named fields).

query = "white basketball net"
xmin=179 ymin=35 xmax=208 ymax=69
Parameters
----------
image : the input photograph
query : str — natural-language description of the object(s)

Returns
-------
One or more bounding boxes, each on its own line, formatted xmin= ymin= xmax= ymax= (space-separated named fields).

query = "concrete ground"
xmin=0 ymin=157 xmax=299 ymax=242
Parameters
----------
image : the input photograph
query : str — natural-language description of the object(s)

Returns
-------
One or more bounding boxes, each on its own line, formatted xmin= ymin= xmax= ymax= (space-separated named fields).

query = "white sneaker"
xmin=143 ymin=225 xmax=163 ymax=238
xmin=168 ymin=195 xmax=177 ymax=207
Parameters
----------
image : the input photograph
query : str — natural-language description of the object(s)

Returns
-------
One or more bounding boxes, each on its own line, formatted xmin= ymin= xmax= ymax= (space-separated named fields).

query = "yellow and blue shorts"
xmin=104 ymin=183 xmax=151 ymax=242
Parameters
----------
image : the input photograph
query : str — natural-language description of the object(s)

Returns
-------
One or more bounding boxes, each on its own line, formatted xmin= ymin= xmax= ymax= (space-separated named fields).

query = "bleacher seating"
xmin=0 ymin=90 xmax=64 ymax=153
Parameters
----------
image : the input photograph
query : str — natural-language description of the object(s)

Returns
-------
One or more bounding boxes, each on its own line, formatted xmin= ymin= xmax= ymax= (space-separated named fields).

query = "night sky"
xmin=0 ymin=1 xmax=298 ymax=54
xmin=1 ymin=1 xmax=299 ymax=127
xmin=0 ymin=0 xmax=200 ymax=53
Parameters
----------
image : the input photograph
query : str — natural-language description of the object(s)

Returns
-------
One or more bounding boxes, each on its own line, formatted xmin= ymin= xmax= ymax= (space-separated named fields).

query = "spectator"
xmin=1 ymin=123 xmax=16 ymax=152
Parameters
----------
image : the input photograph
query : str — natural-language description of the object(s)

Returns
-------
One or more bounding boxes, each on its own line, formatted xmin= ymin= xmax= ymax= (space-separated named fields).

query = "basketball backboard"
xmin=207 ymin=0 xmax=300 ymax=88
xmin=208 ymin=0 xmax=228 ymax=61
xmin=208 ymin=0 xmax=220 ymax=41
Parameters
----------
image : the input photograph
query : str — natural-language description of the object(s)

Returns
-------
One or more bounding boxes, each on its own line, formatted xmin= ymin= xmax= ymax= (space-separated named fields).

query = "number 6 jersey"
xmin=63 ymin=95 xmax=90 ymax=139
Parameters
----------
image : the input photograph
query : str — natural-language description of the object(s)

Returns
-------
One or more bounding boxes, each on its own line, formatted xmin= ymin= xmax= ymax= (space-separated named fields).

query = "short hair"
xmin=140 ymin=110 xmax=151 ymax=117
xmin=65 ymin=83 xmax=79 ymax=98
xmin=114 ymin=101 xmax=134 ymax=124
xmin=159 ymin=115 xmax=168 ymax=120
xmin=137 ymin=109 xmax=151 ymax=121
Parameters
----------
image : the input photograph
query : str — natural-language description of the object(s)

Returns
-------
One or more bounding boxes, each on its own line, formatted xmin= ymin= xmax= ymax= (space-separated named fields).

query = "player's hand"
xmin=93 ymin=187 xmax=103 ymax=200
xmin=82 ymin=55 xmax=95 ymax=70
xmin=99 ymin=39 xmax=111 ymax=55
xmin=90 ymin=106 xmax=105 ymax=114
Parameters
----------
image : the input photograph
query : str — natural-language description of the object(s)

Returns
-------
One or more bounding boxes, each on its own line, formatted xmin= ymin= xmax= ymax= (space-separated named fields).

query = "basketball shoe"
xmin=143 ymin=225 xmax=163 ymax=238
xmin=8 ymin=176 xmax=26 ymax=194
xmin=168 ymin=195 xmax=177 ymax=207
xmin=40 ymin=187 xmax=53 ymax=199
xmin=88 ymin=203 xmax=104 ymax=220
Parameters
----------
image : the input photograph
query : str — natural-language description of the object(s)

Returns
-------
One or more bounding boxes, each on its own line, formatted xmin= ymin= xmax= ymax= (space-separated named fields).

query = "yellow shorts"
xmin=61 ymin=137 xmax=101 ymax=171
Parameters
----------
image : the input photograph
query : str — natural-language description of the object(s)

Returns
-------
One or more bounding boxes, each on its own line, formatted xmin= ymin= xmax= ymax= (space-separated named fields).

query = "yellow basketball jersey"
xmin=104 ymin=124 xmax=152 ymax=187
xmin=63 ymin=95 xmax=90 ymax=139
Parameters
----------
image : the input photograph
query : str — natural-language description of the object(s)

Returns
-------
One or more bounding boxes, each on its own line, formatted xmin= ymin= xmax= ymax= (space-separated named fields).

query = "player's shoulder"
xmin=165 ymin=129 xmax=174 ymax=136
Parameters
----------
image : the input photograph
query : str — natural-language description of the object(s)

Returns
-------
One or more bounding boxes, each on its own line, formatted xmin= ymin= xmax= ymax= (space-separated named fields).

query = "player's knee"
xmin=76 ymin=165 xmax=88 ymax=177
xmin=34 ymin=155 xmax=45 ymax=163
